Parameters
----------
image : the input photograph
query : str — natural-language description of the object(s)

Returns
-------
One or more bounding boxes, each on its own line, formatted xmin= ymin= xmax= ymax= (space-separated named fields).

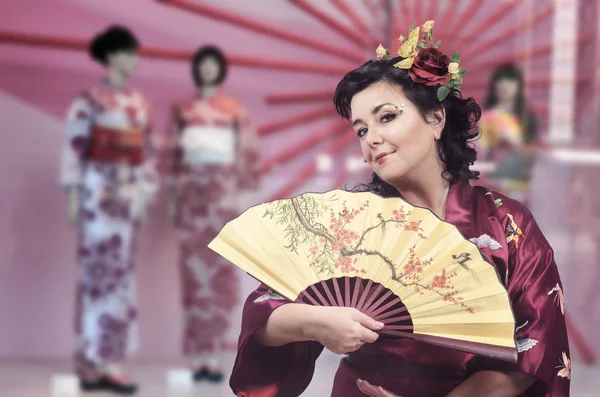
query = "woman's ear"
xmin=428 ymin=108 xmax=446 ymax=140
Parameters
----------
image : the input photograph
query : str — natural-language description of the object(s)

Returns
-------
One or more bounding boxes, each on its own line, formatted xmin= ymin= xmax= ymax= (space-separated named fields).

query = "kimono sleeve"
xmin=230 ymin=284 xmax=324 ymax=397
xmin=472 ymin=208 xmax=570 ymax=396
xmin=59 ymin=93 xmax=94 ymax=188
xmin=235 ymin=107 xmax=261 ymax=191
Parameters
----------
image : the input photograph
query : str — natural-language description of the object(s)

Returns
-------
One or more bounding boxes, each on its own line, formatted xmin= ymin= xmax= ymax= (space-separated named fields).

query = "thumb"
xmin=353 ymin=310 xmax=384 ymax=330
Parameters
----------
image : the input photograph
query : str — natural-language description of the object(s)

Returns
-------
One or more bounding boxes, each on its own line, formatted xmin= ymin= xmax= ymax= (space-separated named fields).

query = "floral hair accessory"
xmin=376 ymin=20 xmax=467 ymax=102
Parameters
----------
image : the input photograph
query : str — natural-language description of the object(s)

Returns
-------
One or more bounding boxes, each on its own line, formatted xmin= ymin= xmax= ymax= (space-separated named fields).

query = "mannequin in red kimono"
xmin=163 ymin=45 xmax=260 ymax=383
xmin=60 ymin=26 xmax=157 ymax=395
xmin=229 ymin=21 xmax=569 ymax=397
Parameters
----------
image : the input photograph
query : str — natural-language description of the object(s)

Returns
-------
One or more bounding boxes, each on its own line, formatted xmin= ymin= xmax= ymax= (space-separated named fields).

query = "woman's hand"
xmin=357 ymin=379 xmax=401 ymax=397
xmin=306 ymin=307 xmax=383 ymax=354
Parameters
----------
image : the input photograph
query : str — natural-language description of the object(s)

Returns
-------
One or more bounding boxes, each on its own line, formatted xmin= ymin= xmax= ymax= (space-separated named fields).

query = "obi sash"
xmin=179 ymin=125 xmax=236 ymax=166
xmin=89 ymin=125 xmax=145 ymax=166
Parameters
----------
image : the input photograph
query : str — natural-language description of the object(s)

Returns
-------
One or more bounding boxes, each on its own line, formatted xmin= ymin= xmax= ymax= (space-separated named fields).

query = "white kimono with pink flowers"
xmin=60 ymin=81 xmax=157 ymax=372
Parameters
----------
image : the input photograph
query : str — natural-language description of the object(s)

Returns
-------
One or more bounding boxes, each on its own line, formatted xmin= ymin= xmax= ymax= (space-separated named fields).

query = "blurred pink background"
xmin=0 ymin=0 xmax=598 ymax=395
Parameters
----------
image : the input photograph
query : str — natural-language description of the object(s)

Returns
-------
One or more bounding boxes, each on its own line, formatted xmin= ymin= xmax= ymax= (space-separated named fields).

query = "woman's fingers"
xmin=357 ymin=379 xmax=383 ymax=396
xmin=356 ymin=379 xmax=401 ymax=397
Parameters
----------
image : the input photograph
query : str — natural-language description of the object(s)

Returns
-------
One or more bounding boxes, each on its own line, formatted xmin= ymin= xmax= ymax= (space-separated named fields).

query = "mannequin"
xmin=59 ymin=25 xmax=157 ymax=395
xmin=163 ymin=45 xmax=260 ymax=382
xmin=478 ymin=63 xmax=538 ymax=204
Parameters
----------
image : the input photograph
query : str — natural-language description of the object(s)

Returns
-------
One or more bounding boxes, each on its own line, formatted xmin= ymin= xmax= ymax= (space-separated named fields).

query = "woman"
xmin=229 ymin=21 xmax=569 ymax=397
xmin=60 ymin=25 xmax=157 ymax=394
xmin=478 ymin=63 xmax=538 ymax=204
xmin=163 ymin=45 xmax=260 ymax=382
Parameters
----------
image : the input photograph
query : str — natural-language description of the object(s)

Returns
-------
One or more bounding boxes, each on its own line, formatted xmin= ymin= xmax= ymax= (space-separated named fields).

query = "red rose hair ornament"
xmin=375 ymin=20 xmax=467 ymax=102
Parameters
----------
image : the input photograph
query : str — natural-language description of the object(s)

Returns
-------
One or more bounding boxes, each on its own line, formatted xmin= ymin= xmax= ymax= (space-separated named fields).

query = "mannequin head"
xmin=485 ymin=63 xmax=524 ymax=111
xmin=191 ymin=45 xmax=228 ymax=87
xmin=90 ymin=25 xmax=140 ymax=77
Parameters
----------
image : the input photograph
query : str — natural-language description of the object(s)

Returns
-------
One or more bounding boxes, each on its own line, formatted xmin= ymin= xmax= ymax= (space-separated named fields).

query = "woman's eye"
xmin=381 ymin=113 xmax=396 ymax=123
xmin=357 ymin=128 xmax=367 ymax=138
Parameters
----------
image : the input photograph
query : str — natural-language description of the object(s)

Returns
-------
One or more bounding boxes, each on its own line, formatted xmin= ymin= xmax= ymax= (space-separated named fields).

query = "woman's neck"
xmin=391 ymin=158 xmax=450 ymax=219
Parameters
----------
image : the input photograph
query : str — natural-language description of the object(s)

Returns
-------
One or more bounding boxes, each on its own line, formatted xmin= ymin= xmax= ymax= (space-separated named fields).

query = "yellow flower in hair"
xmin=422 ymin=20 xmax=435 ymax=33
xmin=395 ymin=26 xmax=420 ymax=69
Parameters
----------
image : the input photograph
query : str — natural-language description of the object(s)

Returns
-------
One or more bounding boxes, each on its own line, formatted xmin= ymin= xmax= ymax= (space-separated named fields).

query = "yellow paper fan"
xmin=209 ymin=190 xmax=517 ymax=362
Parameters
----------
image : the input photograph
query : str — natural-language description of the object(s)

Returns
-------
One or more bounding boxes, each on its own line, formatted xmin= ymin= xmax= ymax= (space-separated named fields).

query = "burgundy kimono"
xmin=229 ymin=180 xmax=570 ymax=397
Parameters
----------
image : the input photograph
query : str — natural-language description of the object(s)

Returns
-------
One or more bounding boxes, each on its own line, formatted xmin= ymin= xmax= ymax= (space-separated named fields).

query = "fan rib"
xmin=351 ymin=278 xmax=362 ymax=308
xmin=382 ymin=325 xmax=414 ymax=331
xmin=371 ymin=305 xmax=408 ymax=321
xmin=363 ymin=289 xmax=393 ymax=317
xmin=309 ymin=284 xmax=331 ymax=306
xmin=379 ymin=330 xmax=518 ymax=363
xmin=300 ymin=291 xmax=320 ymax=306
xmin=370 ymin=298 xmax=408 ymax=318
xmin=332 ymin=278 xmax=345 ymax=307
xmin=378 ymin=314 xmax=412 ymax=324
xmin=344 ymin=277 xmax=351 ymax=307
xmin=356 ymin=279 xmax=374 ymax=311
xmin=321 ymin=279 xmax=338 ymax=306
xmin=156 ymin=0 xmax=363 ymax=63
xmin=362 ymin=284 xmax=385 ymax=313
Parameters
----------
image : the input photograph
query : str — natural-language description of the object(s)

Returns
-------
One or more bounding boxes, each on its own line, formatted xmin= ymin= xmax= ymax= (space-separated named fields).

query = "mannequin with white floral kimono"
xmin=163 ymin=45 xmax=260 ymax=382
xmin=59 ymin=25 xmax=157 ymax=395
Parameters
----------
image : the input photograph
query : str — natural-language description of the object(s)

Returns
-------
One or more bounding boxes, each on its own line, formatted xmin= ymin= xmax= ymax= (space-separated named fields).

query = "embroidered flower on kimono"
xmin=253 ymin=289 xmax=286 ymax=303
xmin=506 ymin=213 xmax=524 ymax=248
xmin=548 ymin=283 xmax=565 ymax=315
xmin=557 ymin=351 xmax=571 ymax=380
xmin=469 ymin=234 xmax=502 ymax=251
xmin=485 ymin=192 xmax=503 ymax=208
xmin=515 ymin=321 xmax=539 ymax=353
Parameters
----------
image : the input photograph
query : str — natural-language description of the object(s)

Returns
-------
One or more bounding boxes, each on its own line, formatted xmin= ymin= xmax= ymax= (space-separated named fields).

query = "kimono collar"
xmin=443 ymin=178 xmax=475 ymax=234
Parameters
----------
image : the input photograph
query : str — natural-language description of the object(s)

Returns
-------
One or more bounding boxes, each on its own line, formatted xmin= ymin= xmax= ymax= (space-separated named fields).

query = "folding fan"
xmin=208 ymin=190 xmax=517 ymax=363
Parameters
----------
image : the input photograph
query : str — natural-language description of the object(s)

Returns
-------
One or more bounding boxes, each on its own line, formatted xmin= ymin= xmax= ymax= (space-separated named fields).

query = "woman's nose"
xmin=365 ymin=127 xmax=383 ymax=147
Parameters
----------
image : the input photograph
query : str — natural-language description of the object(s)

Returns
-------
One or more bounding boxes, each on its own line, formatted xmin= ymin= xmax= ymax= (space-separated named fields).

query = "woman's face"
xmin=350 ymin=82 xmax=444 ymax=187
xmin=107 ymin=50 xmax=139 ymax=77
xmin=198 ymin=56 xmax=221 ymax=85
xmin=495 ymin=77 xmax=519 ymax=105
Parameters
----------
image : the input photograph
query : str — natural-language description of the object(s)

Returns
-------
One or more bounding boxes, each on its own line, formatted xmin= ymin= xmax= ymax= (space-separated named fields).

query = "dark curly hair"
xmin=191 ymin=45 xmax=228 ymax=87
xmin=89 ymin=25 xmax=139 ymax=65
xmin=333 ymin=56 xmax=481 ymax=197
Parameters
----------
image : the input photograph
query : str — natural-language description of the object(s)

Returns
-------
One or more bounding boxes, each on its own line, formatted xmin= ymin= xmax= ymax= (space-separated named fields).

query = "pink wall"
xmin=1 ymin=0 xmax=592 ymax=362
xmin=0 ymin=0 xmax=365 ymax=360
